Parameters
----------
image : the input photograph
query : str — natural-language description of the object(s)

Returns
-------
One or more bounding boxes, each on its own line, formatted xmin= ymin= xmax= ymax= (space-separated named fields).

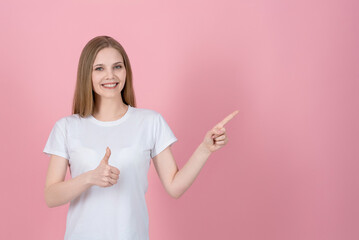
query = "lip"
xmin=101 ymin=82 xmax=118 ymax=85
xmin=101 ymin=82 xmax=119 ymax=89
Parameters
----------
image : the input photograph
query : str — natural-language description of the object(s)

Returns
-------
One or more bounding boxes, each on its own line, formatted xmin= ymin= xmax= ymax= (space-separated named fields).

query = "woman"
xmin=43 ymin=35 xmax=238 ymax=240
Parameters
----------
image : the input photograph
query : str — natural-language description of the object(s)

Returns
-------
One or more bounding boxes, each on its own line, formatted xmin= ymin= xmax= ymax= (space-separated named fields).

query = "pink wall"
xmin=1 ymin=0 xmax=358 ymax=239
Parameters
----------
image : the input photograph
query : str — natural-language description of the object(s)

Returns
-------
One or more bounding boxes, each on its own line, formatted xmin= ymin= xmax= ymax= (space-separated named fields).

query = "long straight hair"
xmin=72 ymin=36 xmax=137 ymax=117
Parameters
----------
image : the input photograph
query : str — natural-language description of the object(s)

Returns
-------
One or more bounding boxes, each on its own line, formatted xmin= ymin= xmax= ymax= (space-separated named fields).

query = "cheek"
xmin=117 ymin=69 xmax=126 ymax=78
xmin=92 ymin=73 xmax=102 ymax=84
xmin=91 ymin=77 xmax=100 ymax=91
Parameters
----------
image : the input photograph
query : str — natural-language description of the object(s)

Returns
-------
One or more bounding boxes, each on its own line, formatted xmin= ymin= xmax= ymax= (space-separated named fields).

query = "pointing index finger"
xmin=217 ymin=110 xmax=239 ymax=128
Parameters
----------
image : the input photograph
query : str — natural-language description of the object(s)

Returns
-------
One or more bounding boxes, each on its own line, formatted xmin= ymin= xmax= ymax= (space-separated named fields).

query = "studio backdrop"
xmin=0 ymin=0 xmax=357 ymax=239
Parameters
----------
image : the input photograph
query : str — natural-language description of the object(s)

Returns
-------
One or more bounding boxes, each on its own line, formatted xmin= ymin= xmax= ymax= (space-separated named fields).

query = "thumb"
xmin=101 ymin=147 xmax=111 ymax=165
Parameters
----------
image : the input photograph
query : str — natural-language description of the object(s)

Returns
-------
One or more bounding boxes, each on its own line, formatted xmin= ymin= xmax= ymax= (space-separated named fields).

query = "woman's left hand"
xmin=202 ymin=110 xmax=239 ymax=153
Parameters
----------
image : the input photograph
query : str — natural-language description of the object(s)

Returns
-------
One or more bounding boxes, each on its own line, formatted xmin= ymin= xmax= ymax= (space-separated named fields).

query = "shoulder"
xmin=130 ymin=106 xmax=161 ymax=119
xmin=54 ymin=114 xmax=83 ymax=130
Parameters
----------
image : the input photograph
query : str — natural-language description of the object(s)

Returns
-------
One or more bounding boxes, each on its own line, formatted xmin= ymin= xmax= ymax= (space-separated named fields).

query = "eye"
xmin=94 ymin=67 xmax=103 ymax=71
xmin=114 ymin=65 xmax=122 ymax=69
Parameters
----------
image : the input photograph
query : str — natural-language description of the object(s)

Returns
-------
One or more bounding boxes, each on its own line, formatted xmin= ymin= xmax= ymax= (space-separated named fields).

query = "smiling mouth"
xmin=101 ymin=82 xmax=119 ymax=89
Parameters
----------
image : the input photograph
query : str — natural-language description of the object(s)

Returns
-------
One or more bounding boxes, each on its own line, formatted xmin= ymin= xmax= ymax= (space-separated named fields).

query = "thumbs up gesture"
xmin=202 ymin=110 xmax=239 ymax=153
xmin=90 ymin=147 xmax=120 ymax=187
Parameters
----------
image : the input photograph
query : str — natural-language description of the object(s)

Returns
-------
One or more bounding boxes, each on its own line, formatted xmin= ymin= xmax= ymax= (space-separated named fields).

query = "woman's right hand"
xmin=90 ymin=147 xmax=120 ymax=187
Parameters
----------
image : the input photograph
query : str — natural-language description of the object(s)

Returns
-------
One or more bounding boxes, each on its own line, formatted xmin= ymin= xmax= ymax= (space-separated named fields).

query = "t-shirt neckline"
xmin=88 ymin=105 xmax=133 ymax=126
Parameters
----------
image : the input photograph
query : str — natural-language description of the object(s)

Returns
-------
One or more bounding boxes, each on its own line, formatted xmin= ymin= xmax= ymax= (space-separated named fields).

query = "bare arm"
xmin=153 ymin=110 xmax=238 ymax=199
xmin=44 ymin=155 xmax=93 ymax=208
xmin=44 ymin=148 xmax=120 ymax=208
xmin=171 ymin=143 xmax=212 ymax=198
xmin=152 ymin=143 xmax=211 ymax=199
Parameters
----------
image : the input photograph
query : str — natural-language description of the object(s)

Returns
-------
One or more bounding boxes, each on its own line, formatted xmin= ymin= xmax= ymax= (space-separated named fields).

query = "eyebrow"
xmin=93 ymin=61 xmax=123 ymax=67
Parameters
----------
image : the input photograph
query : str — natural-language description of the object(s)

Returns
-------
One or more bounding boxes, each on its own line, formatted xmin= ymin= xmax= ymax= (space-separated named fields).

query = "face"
xmin=92 ymin=47 xmax=126 ymax=99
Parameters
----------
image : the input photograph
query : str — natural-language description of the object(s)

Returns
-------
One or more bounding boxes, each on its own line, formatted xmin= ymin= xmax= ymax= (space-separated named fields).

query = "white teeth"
xmin=103 ymin=83 xmax=117 ymax=87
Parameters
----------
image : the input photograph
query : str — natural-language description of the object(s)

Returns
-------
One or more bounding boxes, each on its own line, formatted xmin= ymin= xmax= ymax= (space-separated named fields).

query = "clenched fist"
xmin=89 ymin=147 xmax=120 ymax=187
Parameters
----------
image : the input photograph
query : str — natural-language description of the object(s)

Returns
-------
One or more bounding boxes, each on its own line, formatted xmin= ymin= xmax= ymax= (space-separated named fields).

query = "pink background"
xmin=1 ymin=0 xmax=358 ymax=239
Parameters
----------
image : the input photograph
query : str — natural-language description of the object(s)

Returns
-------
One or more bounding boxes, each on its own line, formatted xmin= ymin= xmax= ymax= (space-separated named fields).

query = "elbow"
xmin=44 ymin=187 xmax=58 ymax=208
xmin=168 ymin=182 xmax=184 ymax=199
xmin=45 ymin=197 xmax=56 ymax=208
xmin=46 ymin=200 xmax=63 ymax=208
xmin=171 ymin=193 xmax=180 ymax=199
xmin=44 ymin=196 xmax=53 ymax=208
xmin=168 ymin=177 xmax=185 ymax=199
xmin=45 ymin=196 xmax=59 ymax=208
xmin=46 ymin=201 xmax=55 ymax=208
xmin=44 ymin=191 xmax=54 ymax=208
xmin=169 ymin=190 xmax=182 ymax=199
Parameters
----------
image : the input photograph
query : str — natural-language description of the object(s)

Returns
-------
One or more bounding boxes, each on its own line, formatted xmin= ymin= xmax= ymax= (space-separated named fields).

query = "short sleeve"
xmin=150 ymin=113 xmax=178 ymax=159
xmin=43 ymin=120 xmax=70 ymax=160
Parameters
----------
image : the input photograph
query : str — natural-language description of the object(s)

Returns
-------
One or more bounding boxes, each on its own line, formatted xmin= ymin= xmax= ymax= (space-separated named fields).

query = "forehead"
xmin=94 ymin=47 xmax=124 ymax=64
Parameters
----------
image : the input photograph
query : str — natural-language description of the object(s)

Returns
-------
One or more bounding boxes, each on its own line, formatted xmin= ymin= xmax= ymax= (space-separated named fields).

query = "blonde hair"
xmin=72 ymin=35 xmax=137 ymax=117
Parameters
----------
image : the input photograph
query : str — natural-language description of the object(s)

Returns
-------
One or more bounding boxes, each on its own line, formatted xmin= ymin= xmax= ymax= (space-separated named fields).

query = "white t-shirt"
xmin=43 ymin=105 xmax=178 ymax=240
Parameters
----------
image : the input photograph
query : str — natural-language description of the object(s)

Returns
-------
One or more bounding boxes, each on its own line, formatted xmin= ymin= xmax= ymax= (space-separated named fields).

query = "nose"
xmin=106 ymin=68 xmax=114 ymax=79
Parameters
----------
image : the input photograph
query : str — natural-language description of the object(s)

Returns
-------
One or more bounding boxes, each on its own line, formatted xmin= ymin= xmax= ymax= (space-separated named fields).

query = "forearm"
xmin=44 ymin=170 xmax=93 ymax=208
xmin=171 ymin=142 xmax=212 ymax=199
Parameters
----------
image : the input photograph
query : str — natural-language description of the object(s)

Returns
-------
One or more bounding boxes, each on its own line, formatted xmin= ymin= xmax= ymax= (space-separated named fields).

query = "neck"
xmin=93 ymin=95 xmax=128 ymax=121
